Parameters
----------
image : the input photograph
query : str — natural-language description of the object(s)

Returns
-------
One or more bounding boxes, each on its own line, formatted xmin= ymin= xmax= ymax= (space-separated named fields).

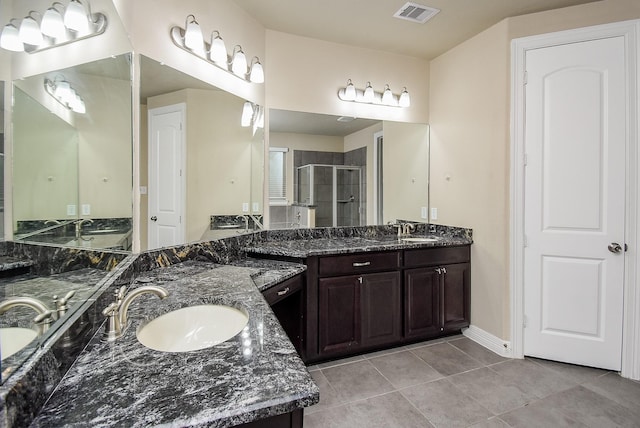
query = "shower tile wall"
xmin=294 ymin=148 xmax=367 ymax=227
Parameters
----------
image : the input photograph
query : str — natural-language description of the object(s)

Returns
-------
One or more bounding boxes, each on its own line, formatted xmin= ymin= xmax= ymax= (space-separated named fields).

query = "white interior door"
xmin=523 ymin=36 xmax=626 ymax=370
xmin=148 ymin=103 xmax=185 ymax=249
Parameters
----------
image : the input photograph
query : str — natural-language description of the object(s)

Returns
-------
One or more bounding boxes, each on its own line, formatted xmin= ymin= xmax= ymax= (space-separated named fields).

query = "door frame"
xmin=510 ymin=20 xmax=640 ymax=379
xmin=147 ymin=102 xmax=187 ymax=249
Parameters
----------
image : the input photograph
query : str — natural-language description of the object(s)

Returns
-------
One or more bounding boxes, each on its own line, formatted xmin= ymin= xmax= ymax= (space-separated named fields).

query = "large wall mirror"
xmin=12 ymin=53 xmax=133 ymax=251
xmin=268 ymin=109 xmax=429 ymax=229
xmin=139 ymin=56 xmax=264 ymax=251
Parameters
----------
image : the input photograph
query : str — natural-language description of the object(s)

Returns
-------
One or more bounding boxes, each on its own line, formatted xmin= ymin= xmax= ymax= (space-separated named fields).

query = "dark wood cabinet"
xmin=318 ymin=271 xmax=401 ymax=357
xmin=404 ymin=267 xmax=441 ymax=339
xmin=259 ymin=244 xmax=471 ymax=364
xmin=404 ymin=262 xmax=471 ymax=341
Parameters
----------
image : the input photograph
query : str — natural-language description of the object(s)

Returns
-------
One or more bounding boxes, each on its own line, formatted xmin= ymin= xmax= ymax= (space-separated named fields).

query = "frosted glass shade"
xmin=42 ymin=7 xmax=66 ymax=39
xmin=64 ymin=0 xmax=89 ymax=33
xmin=0 ymin=24 xmax=23 ymax=51
xmin=19 ymin=16 xmax=43 ymax=46
xmin=231 ymin=49 xmax=247 ymax=77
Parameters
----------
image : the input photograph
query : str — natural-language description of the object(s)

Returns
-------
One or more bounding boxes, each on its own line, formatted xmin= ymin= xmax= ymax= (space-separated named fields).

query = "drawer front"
xmin=319 ymin=251 xmax=400 ymax=277
xmin=404 ymin=246 xmax=470 ymax=268
xmin=262 ymin=274 xmax=303 ymax=305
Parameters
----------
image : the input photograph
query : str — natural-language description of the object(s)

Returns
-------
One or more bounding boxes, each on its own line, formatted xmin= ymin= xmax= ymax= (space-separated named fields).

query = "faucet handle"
xmin=114 ymin=286 xmax=126 ymax=302
xmin=102 ymin=301 xmax=120 ymax=317
xmin=33 ymin=310 xmax=56 ymax=334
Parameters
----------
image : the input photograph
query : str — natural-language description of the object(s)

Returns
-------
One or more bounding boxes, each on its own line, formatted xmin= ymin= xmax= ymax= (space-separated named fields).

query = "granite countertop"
xmin=31 ymin=260 xmax=318 ymax=428
xmin=244 ymin=232 xmax=473 ymax=259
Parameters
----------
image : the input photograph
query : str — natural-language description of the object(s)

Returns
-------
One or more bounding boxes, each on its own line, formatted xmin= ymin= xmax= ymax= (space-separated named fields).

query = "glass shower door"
xmin=335 ymin=167 xmax=362 ymax=227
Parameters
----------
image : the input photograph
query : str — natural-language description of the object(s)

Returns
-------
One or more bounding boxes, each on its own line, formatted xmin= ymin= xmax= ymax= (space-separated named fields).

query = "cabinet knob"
xmin=357 ymin=277 xmax=363 ymax=284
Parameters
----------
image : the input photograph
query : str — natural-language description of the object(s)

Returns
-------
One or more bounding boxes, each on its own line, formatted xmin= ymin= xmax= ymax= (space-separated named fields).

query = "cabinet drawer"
xmin=262 ymin=274 xmax=303 ymax=305
xmin=404 ymin=246 xmax=470 ymax=268
xmin=319 ymin=251 xmax=400 ymax=277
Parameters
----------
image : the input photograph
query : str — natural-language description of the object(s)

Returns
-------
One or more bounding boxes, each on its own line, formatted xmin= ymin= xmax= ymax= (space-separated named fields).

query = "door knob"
xmin=150 ymin=216 xmax=158 ymax=222
xmin=608 ymin=242 xmax=623 ymax=253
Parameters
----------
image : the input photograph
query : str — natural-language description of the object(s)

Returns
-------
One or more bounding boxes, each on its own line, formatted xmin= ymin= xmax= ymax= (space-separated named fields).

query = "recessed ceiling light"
xmin=393 ymin=2 xmax=440 ymax=24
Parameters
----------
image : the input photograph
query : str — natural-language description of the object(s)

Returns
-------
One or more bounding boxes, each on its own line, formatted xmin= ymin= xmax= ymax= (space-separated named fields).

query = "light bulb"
xmin=344 ymin=79 xmax=356 ymax=101
xmin=19 ymin=15 xmax=43 ymax=46
xmin=0 ymin=23 xmax=24 ymax=52
xmin=382 ymin=84 xmax=394 ymax=106
xmin=183 ymin=15 xmax=204 ymax=55
xmin=209 ymin=31 xmax=227 ymax=65
xmin=231 ymin=47 xmax=247 ymax=77
xmin=41 ymin=7 xmax=66 ymax=39
xmin=54 ymin=80 xmax=71 ymax=102
xmin=399 ymin=88 xmax=411 ymax=107
xmin=64 ymin=0 xmax=89 ymax=33
xmin=249 ymin=59 xmax=264 ymax=83
xmin=363 ymin=82 xmax=374 ymax=103
xmin=241 ymin=101 xmax=253 ymax=127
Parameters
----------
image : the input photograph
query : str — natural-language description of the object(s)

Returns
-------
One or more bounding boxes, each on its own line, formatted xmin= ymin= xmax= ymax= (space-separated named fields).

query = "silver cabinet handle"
xmin=277 ymin=287 xmax=290 ymax=296
xmin=435 ymin=268 xmax=441 ymax=274
xmin=353 ymin=261 xmax=371 ymax=267
xmin=442 ymin=267 xmax=447 ymax=274
xmin=608 ymin=243 xmax=623 ymax=253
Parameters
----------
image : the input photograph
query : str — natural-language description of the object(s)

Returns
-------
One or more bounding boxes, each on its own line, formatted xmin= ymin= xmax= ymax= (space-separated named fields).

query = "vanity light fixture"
xmin=0 ymin=0 xmax=107 ymax=53
xmin=240 ymin=101 xmax=264 ymax=133
xmin=170 ymin=15 xmax=265 ymax=84
xmin=0 ymin=20 xmax=23 ymax=52
xmin=41 ymin=3 xmax=67 ymax=39
xmin=231 ymin=45 xmax=248 ymax=77
xmin=44 ymin=77 xmax=86 ymax=114
xmin=338 ymin=80 xmax=411 ymax=108
xmin=19 ymin=12 xmax=44 ymax=46
xmin=209 ymin=30 xmax=227 ymax=65
xmin=241 ymin=101 xmax=254 ymax=127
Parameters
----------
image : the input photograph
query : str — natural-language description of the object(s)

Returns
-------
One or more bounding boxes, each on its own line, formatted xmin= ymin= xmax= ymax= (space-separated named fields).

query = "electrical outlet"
xmin=242 ymin=203 xmax=249 ymax=213
xmin=67 ymin=204 xmax=76 ymax=216
xmin=252 ymin=202 xmax=260 ymax=213
xmin=431 ymin=207 xmax=438 ymax=220
xmin=421 ymin=207 xmax=427 ymax=219
xmin=140 ymin=186 xmax=147 ymax=195
xmin=81 ymin=204 xmax=91 ymax=215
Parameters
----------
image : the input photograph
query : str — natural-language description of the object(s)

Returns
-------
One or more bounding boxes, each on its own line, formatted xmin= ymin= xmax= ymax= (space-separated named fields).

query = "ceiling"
xmin=234 ymin=0 xmax=601 ymax=60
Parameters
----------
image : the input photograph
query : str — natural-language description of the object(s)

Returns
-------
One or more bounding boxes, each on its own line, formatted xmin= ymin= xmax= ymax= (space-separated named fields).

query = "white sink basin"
xmin=136 ymin=305 xmax=249 ymax=353
xmin=1 ymin=327 xmax=38 ymax=360
xmin=402 ymin=237 xmax=440 ymax=243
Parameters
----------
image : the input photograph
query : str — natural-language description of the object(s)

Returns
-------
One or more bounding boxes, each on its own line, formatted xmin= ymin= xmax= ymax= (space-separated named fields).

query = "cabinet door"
xmin=404 ymin=268 xmax=441 ymax=339
xmin=441 ymin=263 xmax=471 ymax=332
xmin=318 ymin=276 xmax=361 ymax=355
xmin=361 ymin=271 xmax=402 ymax=348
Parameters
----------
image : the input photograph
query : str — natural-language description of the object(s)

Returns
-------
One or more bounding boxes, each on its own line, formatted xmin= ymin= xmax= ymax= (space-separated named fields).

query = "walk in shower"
xmin=296 ymin=164 xmax=363 ymax=227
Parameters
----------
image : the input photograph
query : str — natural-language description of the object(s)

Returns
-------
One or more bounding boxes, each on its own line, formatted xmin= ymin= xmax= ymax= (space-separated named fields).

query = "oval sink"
xmin=1 ymin=327 xmax=38 ymax=360
xmin=136 ymin=305 xmax=249 ymax=353
xmin=402 ymin=237 xmax=440 ymax=243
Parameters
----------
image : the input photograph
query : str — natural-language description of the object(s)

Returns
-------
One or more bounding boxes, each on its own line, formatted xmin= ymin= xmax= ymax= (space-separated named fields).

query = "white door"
xmin=148 ymin=104 xmax=185 ymax=249
xmin=523 ymin=36 xmax=626 ymax=370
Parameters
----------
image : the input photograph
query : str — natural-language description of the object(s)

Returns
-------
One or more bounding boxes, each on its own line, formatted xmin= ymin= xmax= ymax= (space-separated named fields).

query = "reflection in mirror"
xmin=12 ymin=54 xmax=133 ymax=251
xmin=139 ymin=56 xmax=264 ymax=251
xmin=1 ymin=81 xmax=4 ymax=238
xmin=268 ymin=109 xmax=429 ymax=229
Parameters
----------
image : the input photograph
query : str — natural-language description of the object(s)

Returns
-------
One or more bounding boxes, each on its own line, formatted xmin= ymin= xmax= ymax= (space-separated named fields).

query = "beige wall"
xmin=265 ymin=30 xmax=429 ymax=124
xmin=146 ymin=89 xmax=254 ymax=244
xmin=77 ymin=75 xmax=132 ymax=219
xmin=383 ymin=122 xmax=430 ymax=224
xmin=428 ymin=0 xmax=640 ymax=340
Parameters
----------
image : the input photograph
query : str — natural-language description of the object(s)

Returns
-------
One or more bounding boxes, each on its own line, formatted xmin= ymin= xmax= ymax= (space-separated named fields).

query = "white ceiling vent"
xmin=393 ymin=2 xmax=440 ymax=24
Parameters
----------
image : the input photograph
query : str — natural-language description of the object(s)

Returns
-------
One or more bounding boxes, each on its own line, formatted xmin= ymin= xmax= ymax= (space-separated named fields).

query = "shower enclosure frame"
xmin=296 ymin=164 xmax=364 ymax=227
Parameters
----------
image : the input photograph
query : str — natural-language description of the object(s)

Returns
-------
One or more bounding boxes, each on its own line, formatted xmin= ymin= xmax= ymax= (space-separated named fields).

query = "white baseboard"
xmin=463 ymin=325 xmax=515 ymax=358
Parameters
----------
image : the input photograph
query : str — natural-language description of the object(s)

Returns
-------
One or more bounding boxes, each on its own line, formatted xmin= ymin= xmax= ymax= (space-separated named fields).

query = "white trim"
xmin=373 ymin=130 xmax=383 ymax=224
xmin=463 ymin=325 xmax=513 ymax=358
xmin=510 ymin=19 xmax=640 ymax=379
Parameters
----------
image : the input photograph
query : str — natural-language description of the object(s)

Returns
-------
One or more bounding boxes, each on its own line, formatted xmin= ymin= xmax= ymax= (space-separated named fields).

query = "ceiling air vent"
xmin=393 ymin=2 xmax=440 ymax=24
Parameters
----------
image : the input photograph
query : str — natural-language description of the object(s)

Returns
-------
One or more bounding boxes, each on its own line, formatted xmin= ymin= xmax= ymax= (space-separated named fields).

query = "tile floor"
xmin=303 ymin=335 xmax=640 ymax=427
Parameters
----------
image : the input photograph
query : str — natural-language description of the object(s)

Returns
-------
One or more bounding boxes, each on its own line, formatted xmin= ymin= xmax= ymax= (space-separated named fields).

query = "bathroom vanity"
xmin=245 ymin=224 xmax=473 ymax=364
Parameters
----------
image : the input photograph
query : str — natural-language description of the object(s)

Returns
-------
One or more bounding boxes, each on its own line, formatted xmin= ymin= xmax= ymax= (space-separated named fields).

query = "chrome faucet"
xmin=236 ymin=215 xmax=249 ymax=233
xmin=75 ymin=218 xmax=94 ymax=241
xmin=389 ymin=222 xmax=415 ymax=237
xmin=0 ymin=296 xmax=57 ymax=334
xmin=102 ymin=285 xmax=169 ymax=341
